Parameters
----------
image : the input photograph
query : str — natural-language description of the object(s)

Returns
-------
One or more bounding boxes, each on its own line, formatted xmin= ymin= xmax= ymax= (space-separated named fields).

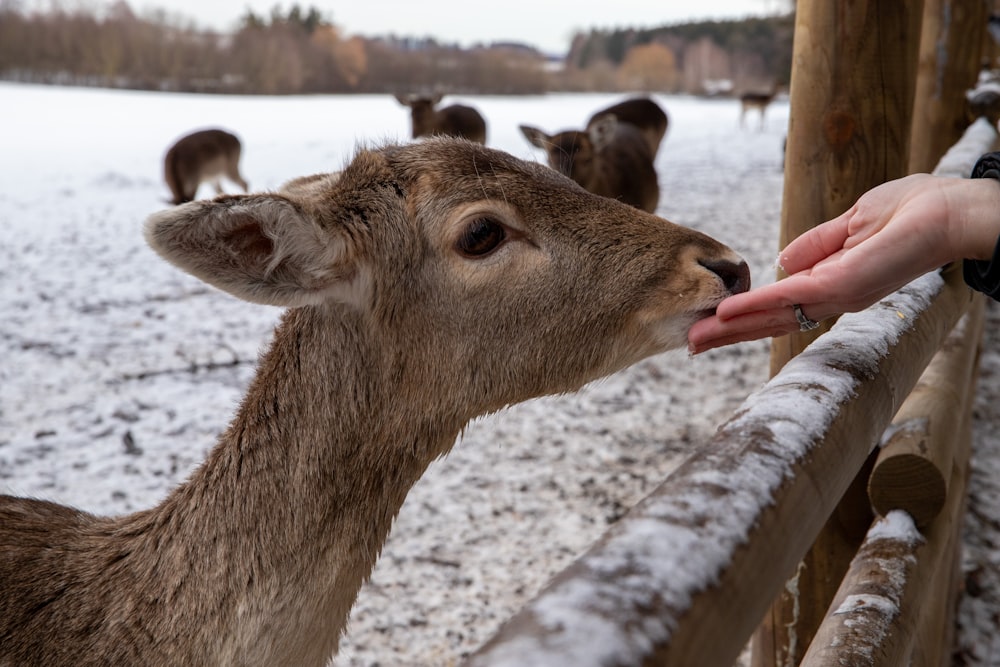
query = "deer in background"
xmin=587 ymin=96 xmax=669 ymax=158
xmin=0 ymin=138 xmax=749 ymax=667
xmin=395 ymin=93 xmax=487 ymax=144
xmin=163 ymin=128 xmax=249 ymax=205
xmin=519 ymin=98 xmax=664 ymax=213
xmin=739 ymin=84 xmax=781 ymax=130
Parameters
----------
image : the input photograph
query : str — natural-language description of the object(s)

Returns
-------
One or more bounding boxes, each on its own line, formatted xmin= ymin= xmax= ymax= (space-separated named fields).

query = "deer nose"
xmin=700 ymin=258 xmax=751 ymax=295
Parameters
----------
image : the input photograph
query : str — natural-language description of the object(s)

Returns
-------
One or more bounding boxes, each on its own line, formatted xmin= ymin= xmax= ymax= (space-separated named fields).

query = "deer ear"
xmin=519 ymin=125 xmax=550 ymax=149
xmin=589 ymin=115 xmax=618 ymax=150
xmin=144 ymin=195 xmax=367 ymax=308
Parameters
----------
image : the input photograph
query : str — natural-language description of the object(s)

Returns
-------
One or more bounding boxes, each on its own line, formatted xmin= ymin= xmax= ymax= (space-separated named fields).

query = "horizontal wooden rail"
xmin=464 ymin=266 xmax=973 ymax=667
xmin=799 ymin=510 xmax=929 ymax=667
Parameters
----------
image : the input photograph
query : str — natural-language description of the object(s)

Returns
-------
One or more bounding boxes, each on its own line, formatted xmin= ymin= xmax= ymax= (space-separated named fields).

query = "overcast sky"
xmin=117 ymin=0 xmax=789 ymax=54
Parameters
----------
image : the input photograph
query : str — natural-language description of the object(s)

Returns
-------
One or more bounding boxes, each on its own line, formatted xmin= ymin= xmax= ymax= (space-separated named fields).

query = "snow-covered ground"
xmin=0 ymin=82 xmax=995 ymax=665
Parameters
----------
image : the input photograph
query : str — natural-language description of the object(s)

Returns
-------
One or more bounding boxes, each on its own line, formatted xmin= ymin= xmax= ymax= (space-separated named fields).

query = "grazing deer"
xmin=520 ymin=115 xmax=660 ymax=212
xmin=588 ymin=96 xmax=669 ymax=157
xmin=163 ymin=128 xmax=249 ymax=205
xmin=0 ymin=138 xmax=749 ymax=667
xmin=739 ymin=85 xmax=780 ymax=130
xmin=395 ymin=93 xmax=487 ymax=144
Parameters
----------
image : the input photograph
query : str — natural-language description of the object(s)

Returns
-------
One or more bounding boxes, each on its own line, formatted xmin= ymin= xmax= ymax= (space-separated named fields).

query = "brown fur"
xmin=0 ymin=138 xmax=748 ymax=667
xmin=588 ymin=97 xmax=669 ymax=157
xmin=520 ymin=114 xmax=660 ymax=213
xmin=163 ymin=128 xmax=248 ymax=205
xmin=395 ymin=93 xmax=487 ymax=144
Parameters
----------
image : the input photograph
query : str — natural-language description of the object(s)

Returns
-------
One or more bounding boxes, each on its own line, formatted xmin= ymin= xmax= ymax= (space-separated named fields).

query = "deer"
xmin=739 ymin=84 xmax=781 ymax=130
xmin=163 ymin=128 xmax=249 ymax=205
xmin=519 ymin=114 xmax=660 ymax=213
xmin=395 ymin=93 xmax=487 ymax=144
xmin=0 ymin=137 xmax=749 ymax=667
xmin=587 ymin=96 xmax=669 ymax=158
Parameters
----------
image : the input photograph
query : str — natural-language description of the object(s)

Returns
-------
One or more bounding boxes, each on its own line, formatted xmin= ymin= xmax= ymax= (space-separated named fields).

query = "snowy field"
xmin=0 ymin=81 xmax=996 ymax=665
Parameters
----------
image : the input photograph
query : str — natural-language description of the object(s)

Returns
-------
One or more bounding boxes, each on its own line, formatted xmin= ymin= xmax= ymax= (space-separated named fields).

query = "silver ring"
xmin=793 ymin=304 xmax=820 ymax=332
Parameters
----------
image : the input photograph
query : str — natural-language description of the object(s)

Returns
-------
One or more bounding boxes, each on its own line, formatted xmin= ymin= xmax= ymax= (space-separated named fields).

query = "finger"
xmin=715 ymin=275 xmax=827 ymax=321
xmin=778 ymin=214 xmax=852 ymax=275
xmin=689 ymin=322 xmax=796 ymax=354
xmin=688 ymin=300 xmax=840 ymax=354
xmin=688 ymin=307 xmax=799 ymax=352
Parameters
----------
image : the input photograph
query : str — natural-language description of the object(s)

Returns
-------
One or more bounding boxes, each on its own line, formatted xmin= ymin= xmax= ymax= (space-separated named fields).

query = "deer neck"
xmin=132 ymin=306 xmax=463 ymax=664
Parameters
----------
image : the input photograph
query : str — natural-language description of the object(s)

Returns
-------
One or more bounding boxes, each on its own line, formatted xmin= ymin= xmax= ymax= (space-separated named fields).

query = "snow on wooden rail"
xmin=932 ymin=116 xmax=997 ymax=178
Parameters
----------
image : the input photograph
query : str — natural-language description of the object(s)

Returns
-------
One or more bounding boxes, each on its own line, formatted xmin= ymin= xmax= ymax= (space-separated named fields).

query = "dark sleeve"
xmin=963 ymin=151 xmax=1000 ymax=300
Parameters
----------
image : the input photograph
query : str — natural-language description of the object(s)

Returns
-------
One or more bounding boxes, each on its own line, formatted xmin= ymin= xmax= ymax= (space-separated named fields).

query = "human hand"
xmin=689 ymin=174 xmax=1000 ymax=354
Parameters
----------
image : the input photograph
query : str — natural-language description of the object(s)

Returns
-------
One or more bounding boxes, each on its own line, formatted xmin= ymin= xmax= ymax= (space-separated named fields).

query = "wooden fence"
xmin=460 ymin=1 xmax=998 ymax=665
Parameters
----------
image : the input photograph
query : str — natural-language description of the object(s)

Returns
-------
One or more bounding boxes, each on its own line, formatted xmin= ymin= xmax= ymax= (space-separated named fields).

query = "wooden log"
xmin=464 ymin=269 xmax=972 ymax=667
xmin=868 ymin=446 xmax=946 ymax=527
xmin=760 ymin=2 xmax=926 ymax=664
xmin=799 ymin=305 xmax=980 ymax=666
xmin=797 ymin=473 xmax=962 ymax=666
xmin=771 ymin=0 xmax=924 ymax=373
xmin=799 ymin=510 xmax=926 ymax=667
xmin=867 ymin=291 xmax=981 ymax=526
xmin=909 ymin=0 xmax=990 ymax=173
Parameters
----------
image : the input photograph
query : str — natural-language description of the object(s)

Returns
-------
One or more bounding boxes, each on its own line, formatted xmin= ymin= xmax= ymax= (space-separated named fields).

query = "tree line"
xmin=0 ymin=2 xmax=793 ymax=95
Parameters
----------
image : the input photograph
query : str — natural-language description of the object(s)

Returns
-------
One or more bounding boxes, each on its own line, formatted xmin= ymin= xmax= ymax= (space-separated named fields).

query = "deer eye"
xmin=456 ymin=217 xmax=507 ymax=257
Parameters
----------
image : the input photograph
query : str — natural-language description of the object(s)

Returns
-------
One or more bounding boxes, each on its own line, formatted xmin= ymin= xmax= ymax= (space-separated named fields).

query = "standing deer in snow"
xmin=520 ymin=112 xmax=660 ymax=213
xmin=163 ymin=128 xmax=249 ymax=204
xmin=395 ymin=93 xmax=488 ymax=144
xmin=0 ymin=138 xmax=749 ymax=667
xmin=739 ymin=85 xmax=781 ymax=130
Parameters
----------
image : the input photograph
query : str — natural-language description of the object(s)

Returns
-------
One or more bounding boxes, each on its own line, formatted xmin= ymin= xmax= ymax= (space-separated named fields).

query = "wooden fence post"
xmin=756 ymin=2 xmax=925 ymax=666
xmin=908 ymin=0 xmax=990 ymax=174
